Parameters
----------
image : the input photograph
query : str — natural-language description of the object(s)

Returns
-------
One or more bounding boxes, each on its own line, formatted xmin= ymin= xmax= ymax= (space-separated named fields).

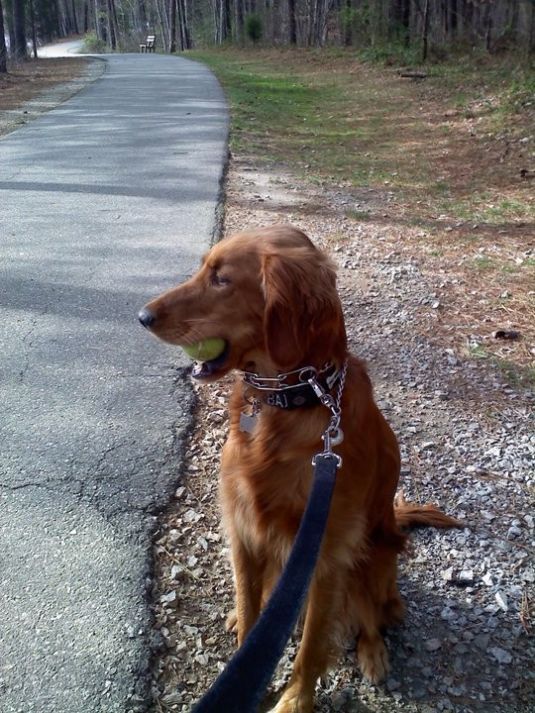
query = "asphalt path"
xmin=0 ymin=52 xmax=228 ymax=712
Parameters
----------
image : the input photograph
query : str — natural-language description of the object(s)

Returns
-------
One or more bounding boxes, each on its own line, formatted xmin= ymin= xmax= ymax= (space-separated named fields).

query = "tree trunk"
xmin=0 ymin=0 xmax=8 ymax=72
xmin=226 ymin=0 xmax=233 ymax=40
xmin=235 ymin=0 xmax=244 ymax=43
xmin=461 ymin=0 xmax=473 ymax=43
xmin=308 ymin=0 xmax=318 ymax=45
xmin=71 ymin=0 xmax=80 ymax=34
xmin=107 ymin=0 xmax=117 ymax=48
xmin=288 ymin=0 xmax=297 ymax=44
xmin=65 ymin=0 xmax=75 ymax=34
xmin=510 ymin=0 xmax=520 ymax=41
xmin=138 ymin=0 xmax=147 ymax=32
xmin=94 ymin=0 xmax=107 ymax=41
xmin=169 ymin=0 xmax=176 ymax=52
xmin=484 ymin=1 xmax=492 ymax=52
xmin=343 ymin=0 xmax=352 ymax=46
xmin=421 ymin=0 xmax=430 ymax=61
xmin=319 ymin=0 xmax=332 ymax=46
xmin=222 ymin=0 xmax=231 ymax=42
xmin=449 ymin=0 xmax=457 ymax=39
xmin=156 ymin=0 xmax=170 ymax=51
xmin=4 ymin=0 xmax=15 ymax=55
xmin=13 ymin=0 xmax=27 ymax=59
xmin=177 ymin=0 xmax=191 ymax=48
xmin=57 ymin=0 xmax=69 ymax=35
xmin=214 ymin=0 xmax=222 ymax=43
xmin=111 ymin=0 xmax=120 ymax=44
xmin=52 ymin=0 xmax=63 ymax=37
xmin=29 ymin=0 xmax=38 ymax=58
xmin=176 ymin=0 xmax=185 ymax=49
xmin=530 ymin=0 xmax=535 ymax=56
xmin=403 ymin=0 xmax=410 ymax=44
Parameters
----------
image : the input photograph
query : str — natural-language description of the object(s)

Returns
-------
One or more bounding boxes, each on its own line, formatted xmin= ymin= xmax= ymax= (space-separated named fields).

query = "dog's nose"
xmin=138 ymin=307 xmax=155 ymax=328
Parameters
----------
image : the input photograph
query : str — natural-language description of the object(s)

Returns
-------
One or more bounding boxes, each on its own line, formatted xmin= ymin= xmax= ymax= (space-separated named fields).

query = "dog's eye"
xmin=211 ymin=271 xmax=231 ymax=287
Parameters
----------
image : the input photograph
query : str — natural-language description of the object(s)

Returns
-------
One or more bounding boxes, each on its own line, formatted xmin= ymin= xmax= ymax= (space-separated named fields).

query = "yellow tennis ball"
xmin=182 ymin=338 xmax=226 ymax=362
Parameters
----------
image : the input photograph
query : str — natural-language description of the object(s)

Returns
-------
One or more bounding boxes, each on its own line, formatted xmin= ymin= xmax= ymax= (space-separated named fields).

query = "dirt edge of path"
xmin=0 ymin=57 xmax=105 ymax=139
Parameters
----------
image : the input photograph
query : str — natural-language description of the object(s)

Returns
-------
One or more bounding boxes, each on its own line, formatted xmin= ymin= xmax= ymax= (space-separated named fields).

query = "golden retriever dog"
xmin=139 ymin=225 xmax=459 ymax=713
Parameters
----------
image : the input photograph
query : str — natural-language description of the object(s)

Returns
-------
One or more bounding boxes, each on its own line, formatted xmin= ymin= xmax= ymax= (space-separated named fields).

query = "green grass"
xmin=439 ymin=193 xmax=535 ymax=225
xmin=189 ymin=48 xmax=534 ymax=220
xmin=356 ymin=42 xmax=421 ymax=66
xmin=472 ymin=255 xmax=494 ymax=271
xmin=346 ymin=208 xmax=372 ymax=221
xmin=190 ymin=51 xmax=316 ymax=149
xmin=189 ymin=48 xmax=423 ymax=191
xmin=470 ymin=253 xmax=535 ymax=275
xmin=501 ymin=74 xmax=535 ymax=115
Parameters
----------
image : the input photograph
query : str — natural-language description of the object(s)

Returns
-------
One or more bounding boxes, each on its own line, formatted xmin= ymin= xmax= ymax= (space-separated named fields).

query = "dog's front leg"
xmin=269 ymin=570 xmax=344 ymax=713
xmin=229 ymin=532 xmax=264 ymax=646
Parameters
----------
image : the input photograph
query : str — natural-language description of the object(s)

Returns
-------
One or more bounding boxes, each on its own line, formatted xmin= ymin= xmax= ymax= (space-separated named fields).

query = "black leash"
xmin=191 ymin=453 xmax=339 ymax=713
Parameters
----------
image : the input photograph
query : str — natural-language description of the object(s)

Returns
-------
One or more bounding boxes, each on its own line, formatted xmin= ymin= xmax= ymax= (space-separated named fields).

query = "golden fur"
xmin=142 ymin=225 xmax=460 ymax=713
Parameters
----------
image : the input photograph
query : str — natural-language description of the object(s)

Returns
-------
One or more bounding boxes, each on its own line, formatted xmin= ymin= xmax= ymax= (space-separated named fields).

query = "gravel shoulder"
xmin=151 ymin=158 xmax=534 ymax=713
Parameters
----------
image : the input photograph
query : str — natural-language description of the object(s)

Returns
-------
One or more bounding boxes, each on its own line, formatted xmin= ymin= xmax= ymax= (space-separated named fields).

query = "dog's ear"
xmin=261 ymin=247 xmax=346 ymax=370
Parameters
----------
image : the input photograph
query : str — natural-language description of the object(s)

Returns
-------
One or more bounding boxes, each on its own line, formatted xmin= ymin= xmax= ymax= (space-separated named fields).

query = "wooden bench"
xmin=139 ymin=35 xmax=156 ymax=53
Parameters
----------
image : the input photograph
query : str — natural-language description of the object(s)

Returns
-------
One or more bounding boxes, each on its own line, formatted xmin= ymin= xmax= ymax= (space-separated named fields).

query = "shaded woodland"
xmin=1 ymin=0 xmax=534 ymax=70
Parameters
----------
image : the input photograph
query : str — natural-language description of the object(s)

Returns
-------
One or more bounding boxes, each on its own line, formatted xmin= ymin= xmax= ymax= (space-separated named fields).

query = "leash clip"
xmin=312 ymin=451 xmax=343 ymax=469
xmin=312 ymin=419 xmax=344 ymax=469
xmin=310 ymin=360 xmax=348 ymax=469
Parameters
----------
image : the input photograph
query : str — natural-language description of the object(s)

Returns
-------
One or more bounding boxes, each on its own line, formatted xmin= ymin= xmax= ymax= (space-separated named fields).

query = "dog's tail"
xmin=394 ymin=492 xmax=464 ymax=530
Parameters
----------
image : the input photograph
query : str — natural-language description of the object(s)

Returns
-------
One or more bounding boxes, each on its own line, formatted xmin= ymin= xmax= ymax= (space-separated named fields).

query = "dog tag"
xmin=239 ymin=411 xmax=258 ymax=434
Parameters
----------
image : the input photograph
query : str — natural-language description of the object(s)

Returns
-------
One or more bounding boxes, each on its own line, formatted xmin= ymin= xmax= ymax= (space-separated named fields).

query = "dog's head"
xmin=139 ymin=225 xmax=347 ymax=381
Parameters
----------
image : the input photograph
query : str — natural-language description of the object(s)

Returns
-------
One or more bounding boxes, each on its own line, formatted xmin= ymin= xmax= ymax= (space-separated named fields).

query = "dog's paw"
xmin=225 ymin=609 xmax=238 ymax=633
xmin=268 ymin=684 xmax=314 ymax=713
xmin=269 ymin=693 xmax=314 ymax=713
xmin=357 ymin=635 xmax=389 ymax=684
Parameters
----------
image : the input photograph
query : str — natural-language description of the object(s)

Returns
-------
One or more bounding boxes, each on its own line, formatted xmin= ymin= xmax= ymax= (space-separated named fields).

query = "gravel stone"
xmin=424 ymin=638 xmax=442 ymax=652
xmin=495 ymin=591 xmax=509 ymax=612
xmin=490 ymin=647 xmax=513 ymax=665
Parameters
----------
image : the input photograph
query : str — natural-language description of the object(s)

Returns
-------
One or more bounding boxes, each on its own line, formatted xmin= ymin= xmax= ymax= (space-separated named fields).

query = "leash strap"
xmin=191 ymin=454 xmax=338 ymax=713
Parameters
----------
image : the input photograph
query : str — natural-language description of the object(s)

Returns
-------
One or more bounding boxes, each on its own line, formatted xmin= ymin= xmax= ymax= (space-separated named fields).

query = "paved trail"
xmin=38 ymin=39 xmax=86 ymax=57
xmin=0 ymin=53 xmax=227 ymax=712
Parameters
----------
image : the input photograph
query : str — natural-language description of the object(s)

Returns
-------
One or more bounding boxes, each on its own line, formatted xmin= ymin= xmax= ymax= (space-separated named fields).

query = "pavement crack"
xmin=0 ymin=480 xmax=57 ymax=493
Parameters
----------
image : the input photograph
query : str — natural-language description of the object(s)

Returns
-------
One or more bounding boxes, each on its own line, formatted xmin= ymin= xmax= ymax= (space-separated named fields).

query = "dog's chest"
xmin=234 ymin=496 xmax=303 ymax=568
xmin=224 ymin=455 xmax=312 ymax=561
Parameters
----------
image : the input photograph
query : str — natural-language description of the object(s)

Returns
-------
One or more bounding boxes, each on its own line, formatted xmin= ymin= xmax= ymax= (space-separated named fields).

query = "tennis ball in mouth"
xmin=181 ymin=338 xmax=226 ymax=362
